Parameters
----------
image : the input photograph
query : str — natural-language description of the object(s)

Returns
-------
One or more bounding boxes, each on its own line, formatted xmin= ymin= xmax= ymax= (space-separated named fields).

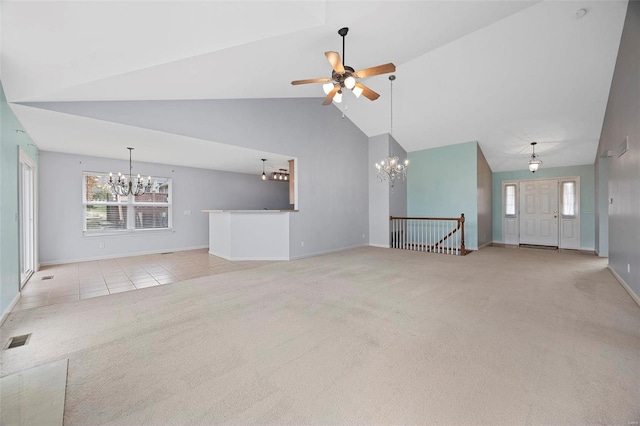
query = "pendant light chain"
xmin=390 ymin=76 xmax=394 ymax=136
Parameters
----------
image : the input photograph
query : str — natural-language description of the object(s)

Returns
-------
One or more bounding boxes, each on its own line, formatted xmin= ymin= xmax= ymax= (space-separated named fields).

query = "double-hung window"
xmin=83 ymin=172 xmax=172 ymax=234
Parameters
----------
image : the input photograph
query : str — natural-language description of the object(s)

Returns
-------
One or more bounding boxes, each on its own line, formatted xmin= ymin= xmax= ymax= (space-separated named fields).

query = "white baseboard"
xmin=1 ymin=292 xmax=21 ymax=327
xmin=369 ymin=244 xmax=390 ymax=249
xmin=608 ymin=265 xmax=640 ymax=308
xmin=40 ymin=245 xmax=209 ymax=266
xmin=289 ymin=244 xmax=369 ymax=261
xmin=478 ymin=242 xmax=492 ymax=250
xmin=208 ymin=251 xmax=289 ymax=261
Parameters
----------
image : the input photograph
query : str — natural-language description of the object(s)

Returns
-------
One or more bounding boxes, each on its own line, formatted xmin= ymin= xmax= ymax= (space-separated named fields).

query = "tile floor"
xmin=14 ymin=249 xmax=273 ymax=312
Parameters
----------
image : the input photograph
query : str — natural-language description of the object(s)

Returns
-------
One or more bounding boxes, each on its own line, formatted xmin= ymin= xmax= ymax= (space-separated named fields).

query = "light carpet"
xmin=1 ymin=246 xmax=639 ymax=424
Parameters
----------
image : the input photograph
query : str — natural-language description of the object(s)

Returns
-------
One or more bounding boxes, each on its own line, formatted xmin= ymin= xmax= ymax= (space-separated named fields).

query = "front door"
xmin=519 ymin=179 xmax=558 ymax=247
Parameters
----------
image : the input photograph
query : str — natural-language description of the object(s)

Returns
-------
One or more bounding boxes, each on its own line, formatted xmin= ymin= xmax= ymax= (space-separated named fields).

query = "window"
xmin=504 ymin=184 xmax=517 ymax=217
xmin=83 ymin=172 xmax=171 ymax=234
xmin=561 ymin=181 xmax=576 ymax=217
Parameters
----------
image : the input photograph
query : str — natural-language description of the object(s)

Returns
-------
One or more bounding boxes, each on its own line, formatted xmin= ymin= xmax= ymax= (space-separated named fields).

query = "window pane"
xmin=562 ymin=181 xmax=576 ymax=216
xmin=134 ymin=206 xmax=169 ymax=229
xmin=85 ymin=205 xmax=128 ymax=230
xmin=85 ymin=174 xmax=129 ymax=202
xmin=134 ymin=178 xmax=170 ymax=203
xmin=505 ymin=184 xmax=516 ymax=216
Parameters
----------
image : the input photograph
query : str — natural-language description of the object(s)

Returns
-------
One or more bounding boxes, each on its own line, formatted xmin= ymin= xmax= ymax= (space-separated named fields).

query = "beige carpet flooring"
xmin=1 ymin=246 xmax=639 ymax=424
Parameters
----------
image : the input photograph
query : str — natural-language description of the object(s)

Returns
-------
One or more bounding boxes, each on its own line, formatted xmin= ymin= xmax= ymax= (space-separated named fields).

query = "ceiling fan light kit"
xmin=291 ymin=27 xmax=396 ymax=105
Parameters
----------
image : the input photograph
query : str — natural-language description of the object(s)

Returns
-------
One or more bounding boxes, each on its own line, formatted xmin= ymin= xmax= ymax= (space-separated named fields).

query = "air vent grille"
xmin=42 ymin=276 xmax=54 ymax=280
xmin=5 ymin=334 xmax=31 ymax=349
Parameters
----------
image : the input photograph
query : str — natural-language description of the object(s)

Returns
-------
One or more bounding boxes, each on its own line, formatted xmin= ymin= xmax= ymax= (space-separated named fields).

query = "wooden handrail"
xmin=390 ymin=216 xmax=462 ymax=221
xmin=389 ymin=213 xmax=466 ymax=255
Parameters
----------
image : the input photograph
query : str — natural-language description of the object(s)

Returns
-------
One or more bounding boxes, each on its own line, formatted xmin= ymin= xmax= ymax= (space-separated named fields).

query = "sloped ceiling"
xmin=0 ymin=1 xmax=628 ymax=172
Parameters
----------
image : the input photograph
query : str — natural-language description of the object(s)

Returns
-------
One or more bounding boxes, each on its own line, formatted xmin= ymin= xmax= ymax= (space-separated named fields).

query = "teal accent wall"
xmin=1 ymin=81 xmax=38 ymax=316
xmin=408 ymin=141 xmax=479 ymax=249
xmin=492 ymin=164 xmax=595 ymax=249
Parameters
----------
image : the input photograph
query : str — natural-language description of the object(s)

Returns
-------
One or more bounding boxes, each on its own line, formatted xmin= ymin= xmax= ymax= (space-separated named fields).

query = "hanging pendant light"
xmin=375 ymin=75 xmax=409 ymax=187
xmin=108 ymin=147 xmax=153 ymax=196
xmin=528 ymin=142 xmax=543 ymax=173
xmin=261 ymin=159 xmax=267 ymax=181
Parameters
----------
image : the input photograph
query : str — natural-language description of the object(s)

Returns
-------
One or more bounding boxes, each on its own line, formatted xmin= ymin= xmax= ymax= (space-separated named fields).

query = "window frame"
xmin=504 ymin=183 xmax=517 ymax=218
xmin=82 ymin=171 xmax=173 ymax=236
xmin=560 ymin=179 xmax=577 ymax=218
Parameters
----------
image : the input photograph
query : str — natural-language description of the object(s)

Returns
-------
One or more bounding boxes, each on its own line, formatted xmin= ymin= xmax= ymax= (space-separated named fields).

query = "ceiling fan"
xmin=291 ymin=27 xmax=396 ymax=105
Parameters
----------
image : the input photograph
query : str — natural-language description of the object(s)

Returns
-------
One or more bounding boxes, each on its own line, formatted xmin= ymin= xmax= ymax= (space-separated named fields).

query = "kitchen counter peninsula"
xmin=202 ymin=210 xmax=297 ymax=261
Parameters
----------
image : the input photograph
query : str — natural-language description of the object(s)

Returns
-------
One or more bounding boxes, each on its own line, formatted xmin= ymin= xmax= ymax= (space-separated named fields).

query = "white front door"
xmin=519 ymin=179 xmax=559 ymax=246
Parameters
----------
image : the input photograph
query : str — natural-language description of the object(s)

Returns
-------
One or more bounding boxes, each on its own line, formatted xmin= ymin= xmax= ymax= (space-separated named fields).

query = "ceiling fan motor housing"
xmin=332 ymin=65 xmax=355 ymax=87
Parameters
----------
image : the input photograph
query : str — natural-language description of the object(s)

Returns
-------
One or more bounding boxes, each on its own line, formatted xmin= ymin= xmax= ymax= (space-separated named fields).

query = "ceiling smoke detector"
xmin=575 ymin=9 xmax=587 ymax=19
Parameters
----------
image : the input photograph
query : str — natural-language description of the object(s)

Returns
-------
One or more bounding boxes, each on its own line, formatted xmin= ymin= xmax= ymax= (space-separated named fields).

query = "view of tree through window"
xmin=83 ymin=173 xmax=171 ymax=233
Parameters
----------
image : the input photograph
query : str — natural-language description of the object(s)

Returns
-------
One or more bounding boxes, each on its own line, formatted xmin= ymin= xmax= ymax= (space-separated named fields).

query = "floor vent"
xmin=160 ymin=252 xmax=173 ymax=255
xmin=42 ymin=275 xmax=54 ymax=280
xmin=4 ymin=334 xmax=31 ymax=350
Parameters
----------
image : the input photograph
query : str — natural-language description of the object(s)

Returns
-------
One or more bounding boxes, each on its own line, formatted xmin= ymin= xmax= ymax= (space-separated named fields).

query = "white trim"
xmin=18 ymin=147 xmax=38 ymax=289
xmin=559 ymin=177 xmax=581 ymax=249
xmin=608 ymin=265 xmax=640 ymax=308
xmin=0 ymin=292 xmax=21 ymax=327
xmin=502 ymin=181 xmax=519 ymax=245
xmin=83 ymin=228 xmax=175 ymax=238
xmin=500 ymin=176 xmax=581 ymax=249
xmin=478 ymin=241 xmax=492 ymax=249
xmin=39 ymin=245 xmax=209 ymax=266
xmin=210 ymin=252 xmax=290 ymax=261
xmin=369 ymin=243 xmax=390 ymax=249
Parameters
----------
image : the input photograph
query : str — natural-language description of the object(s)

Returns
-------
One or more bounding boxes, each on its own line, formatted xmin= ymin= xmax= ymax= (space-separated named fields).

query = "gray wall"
xmin=369 ymin=134 xmax=391 ymax=247
xmin=29 ymin=98 xmax=370 ymax=259
xmin=368 ymin=133 xmax=408 ymax=247
xmin=1 ymin=81 xmax=39 ymax=317
xmin=596 ymin=0 xmax=639 ymax=299
xmin=477 ymin=144 xmax=492 ymax=248
xmin=39 ymin=151 xmax=290 ymax=264
xmin=596 ymin=155 xmax=610 ymax=257
xmin=389 ymin=135 xmax=408 ymax=219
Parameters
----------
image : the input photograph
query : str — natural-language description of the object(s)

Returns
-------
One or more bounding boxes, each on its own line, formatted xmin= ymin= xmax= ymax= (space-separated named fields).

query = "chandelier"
xmin=528 ymin=142 xmax=543 ymax=173
xmin=108 ymin=147 xmax=153 ymax=196
xmin=375 ymin=75 xmax=409 ymax=187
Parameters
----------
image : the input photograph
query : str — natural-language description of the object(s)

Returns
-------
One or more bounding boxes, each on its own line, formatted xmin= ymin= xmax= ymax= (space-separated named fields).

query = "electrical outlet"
xmin=362 ymin=233 xmax=366 ymax=239
xmin=628 ymin=264 xmax=631 ymax=274
xmin=99 ymin=242 xmax=105 ymax=249
xmin=184 ymin=210 xmax=191 ymax=216
xmin=301 ymin=241 xmax=304 ymax=247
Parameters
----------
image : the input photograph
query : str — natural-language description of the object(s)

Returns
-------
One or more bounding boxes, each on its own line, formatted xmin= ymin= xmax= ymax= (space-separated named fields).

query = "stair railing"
xmin=389 ymin=214 xmax=466 ymax=255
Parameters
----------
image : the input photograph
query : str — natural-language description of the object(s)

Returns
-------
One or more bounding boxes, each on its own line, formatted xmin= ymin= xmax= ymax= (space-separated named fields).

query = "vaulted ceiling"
xmin=1 ymin=1 xmax=628 ymax=173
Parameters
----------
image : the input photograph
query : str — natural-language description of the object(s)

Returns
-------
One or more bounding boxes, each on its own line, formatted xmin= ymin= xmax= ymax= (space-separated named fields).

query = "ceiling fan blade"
xmin=322 ymin=86 xmax=340 ymax=105
xmin=354 ymin=63 xmax=396 ymax=78
xmin=355 ymin=83 xmax=380 ymax=101
xmin=291 ymin=77 xmax=332 ymax=85
xmin=325 ymin=51 xmax=345 ymax=74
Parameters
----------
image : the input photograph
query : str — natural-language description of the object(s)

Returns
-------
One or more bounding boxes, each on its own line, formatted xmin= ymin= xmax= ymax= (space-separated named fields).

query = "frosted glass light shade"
xmin=352 ymin=86 xmax=363 ymax=98
xmin=322 ymin=83 xmax=334 ymax=94
xmin=344 ymin=76 xmax=356 ymax=89
xmin=333 ymin=91 xmax=343 ymax=103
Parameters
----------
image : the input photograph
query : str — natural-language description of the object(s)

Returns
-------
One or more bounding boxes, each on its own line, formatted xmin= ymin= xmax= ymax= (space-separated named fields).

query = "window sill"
xmin=83 ymin=228 xmax=174 ymax=238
